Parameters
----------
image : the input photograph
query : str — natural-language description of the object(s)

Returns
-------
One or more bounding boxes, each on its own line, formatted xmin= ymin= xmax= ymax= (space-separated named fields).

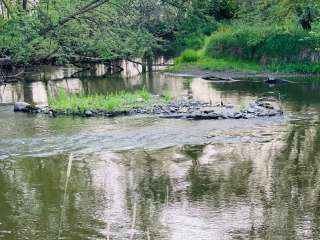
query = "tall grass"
xmin=205 ymin=24 xmax=320 ymax=64
xmin=174 ymin=23 xmax=320 ymax=73
xmin=48 ymin=88 xmax=162 ymax=112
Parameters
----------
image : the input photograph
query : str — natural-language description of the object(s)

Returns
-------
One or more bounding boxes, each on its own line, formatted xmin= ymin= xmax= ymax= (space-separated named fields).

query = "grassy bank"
xmin=173 ymin=54 xmax=262 ymax=72
xmin=173 ymin=55 xmax=320 ymax=73
xmin=48 ymin=89 xmax=170 ymax=112
xmin=174 ymin=24 xmax=320 ymax=74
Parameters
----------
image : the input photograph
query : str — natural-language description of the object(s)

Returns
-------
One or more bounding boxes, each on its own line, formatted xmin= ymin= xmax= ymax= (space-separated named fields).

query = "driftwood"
xmin=125 ymin=58 xmax=173 ymax=67
xmin=70 ymin=55 xmax=110 ymax=64
xmin=202 ymin=74 xmax=237 ymax=82
xmin=5 ymin=70 xmax=24 ymax=79
xmin=0 ymin=69 xmax=24 ymax=85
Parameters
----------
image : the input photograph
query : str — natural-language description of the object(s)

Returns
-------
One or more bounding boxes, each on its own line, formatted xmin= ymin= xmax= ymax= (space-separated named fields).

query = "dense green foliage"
xmin=2 ymin=0 xmax=320 ymax=71
xmin=175 ymin=0 xmax=320 ymax=73
xmin=0 ymin=0 xmax=220 ymax=64
xmin=0 ymin=0 xmax=167 ymax=64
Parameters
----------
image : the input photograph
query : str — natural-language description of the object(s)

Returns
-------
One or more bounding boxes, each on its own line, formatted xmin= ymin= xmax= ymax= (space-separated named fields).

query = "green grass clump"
xmin=173 ymin=56 xmax=262 ymax=72
xmin=48 ymin=88 xmax=168 ymax=112
xmin=173 ymin=55 xmax=320 ymax=73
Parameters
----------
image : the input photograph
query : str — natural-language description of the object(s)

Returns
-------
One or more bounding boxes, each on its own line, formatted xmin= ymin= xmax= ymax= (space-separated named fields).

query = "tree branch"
xmin=40 ymin=0 xmax=111 ymax=35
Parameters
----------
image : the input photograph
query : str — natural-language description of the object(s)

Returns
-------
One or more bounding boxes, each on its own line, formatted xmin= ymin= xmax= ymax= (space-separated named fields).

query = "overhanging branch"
xmin=40 ymin=0 xmax=111 ymax=35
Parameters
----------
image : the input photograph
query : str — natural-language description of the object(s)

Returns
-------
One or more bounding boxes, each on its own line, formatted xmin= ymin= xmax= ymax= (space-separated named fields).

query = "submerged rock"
xmin=265 ymin=77 xmax=290 ymax=84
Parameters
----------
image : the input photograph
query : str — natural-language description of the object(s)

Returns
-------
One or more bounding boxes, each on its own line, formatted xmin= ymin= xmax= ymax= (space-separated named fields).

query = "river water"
xmin=1 ymin=64 xmax=320 ymax=239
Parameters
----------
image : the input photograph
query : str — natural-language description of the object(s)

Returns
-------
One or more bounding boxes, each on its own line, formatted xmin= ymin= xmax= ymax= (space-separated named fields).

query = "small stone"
xmin=246 ymin=107 xmax=256 ymax=114
xmin=169 ymin=107 xmax=176 ymax=112
xmin=178 ymin=107 xmax=188 ymax=113
xmin=41 ymin=107 xmax=50 ymax=114
xmin=234 ymin=112 xmax=243 ymax=119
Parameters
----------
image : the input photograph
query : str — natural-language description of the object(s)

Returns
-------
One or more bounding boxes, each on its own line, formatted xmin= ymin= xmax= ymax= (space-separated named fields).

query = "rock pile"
xmin=13 ymin=98 xmax=283 ymax=120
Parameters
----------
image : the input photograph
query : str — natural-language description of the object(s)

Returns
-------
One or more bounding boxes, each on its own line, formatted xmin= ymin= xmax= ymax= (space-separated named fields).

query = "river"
xmin=1 ymin=64 xmax=320 ymax=239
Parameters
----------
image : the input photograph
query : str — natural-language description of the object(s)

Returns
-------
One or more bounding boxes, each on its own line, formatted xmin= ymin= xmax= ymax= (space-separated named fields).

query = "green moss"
xmin=48 ymin=88 xmax=169 ymax=112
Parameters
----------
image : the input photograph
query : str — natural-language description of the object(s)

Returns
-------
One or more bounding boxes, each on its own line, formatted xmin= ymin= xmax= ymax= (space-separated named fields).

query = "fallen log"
xmin=201 ymin=74 xmax=237 ymax=82
xmin=5 ymin=70 xmax=24 ymax=79
xmin=0 ymin=70 xmax=24 ymax=85
xmin=125 ymin=58 xmax=174 ymax=67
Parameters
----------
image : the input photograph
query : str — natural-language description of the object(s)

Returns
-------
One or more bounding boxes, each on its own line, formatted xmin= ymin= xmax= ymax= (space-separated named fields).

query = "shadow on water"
xmin=1 ymin=66 xmax=320 ymax=239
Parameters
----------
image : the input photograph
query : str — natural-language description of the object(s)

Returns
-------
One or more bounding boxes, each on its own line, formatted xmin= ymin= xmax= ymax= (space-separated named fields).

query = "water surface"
xmin=1 ymin=66 xmax=320 ymax=239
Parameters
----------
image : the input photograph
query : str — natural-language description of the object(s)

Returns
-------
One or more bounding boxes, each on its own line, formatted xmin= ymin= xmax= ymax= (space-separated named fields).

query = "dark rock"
xmin=265 ymin=77 xmax=290 ymax=84
xmin=0 ymin=57 xmax=12 ymax=66
xmin=234 ymin=112 xmax=243 ymax=119
xmin=257 ymin=97 xmax=277 ymax=102
xmin=48 ymin=110 xmax=55 ymax=117
xmin=84 ymin=110 xmax=93 ymax=117
xmin=14 ymin=102 xmax=31 ymax=112
xmin=256 ymin=101 xmax=274 ymax=109
xmin=219 ymin=113 xmax=228 ymax=119
xmin=160 ymin=114 xmax=185 ymax=119
xmin=185 ymin=113 xmax=220 ymax=120
xmin=169 ymin=107 xmax=176 ymax=112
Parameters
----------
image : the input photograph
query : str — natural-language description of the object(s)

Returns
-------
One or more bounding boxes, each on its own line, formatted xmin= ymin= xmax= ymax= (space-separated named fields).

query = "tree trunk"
xmin=147 ymin=55 xmax=153 ymax=73
xmin=1 ymin=0 xmax=11 ymax=18
xmin=0 ymin=1 xmax=4 ymax=18
xmin=22 ymin=0 xmax=27 ymax=10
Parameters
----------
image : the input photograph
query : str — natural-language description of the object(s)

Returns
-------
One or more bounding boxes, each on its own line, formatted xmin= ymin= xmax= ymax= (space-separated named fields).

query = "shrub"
xmin=176 ymin=49 xmax=200 ymax=64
